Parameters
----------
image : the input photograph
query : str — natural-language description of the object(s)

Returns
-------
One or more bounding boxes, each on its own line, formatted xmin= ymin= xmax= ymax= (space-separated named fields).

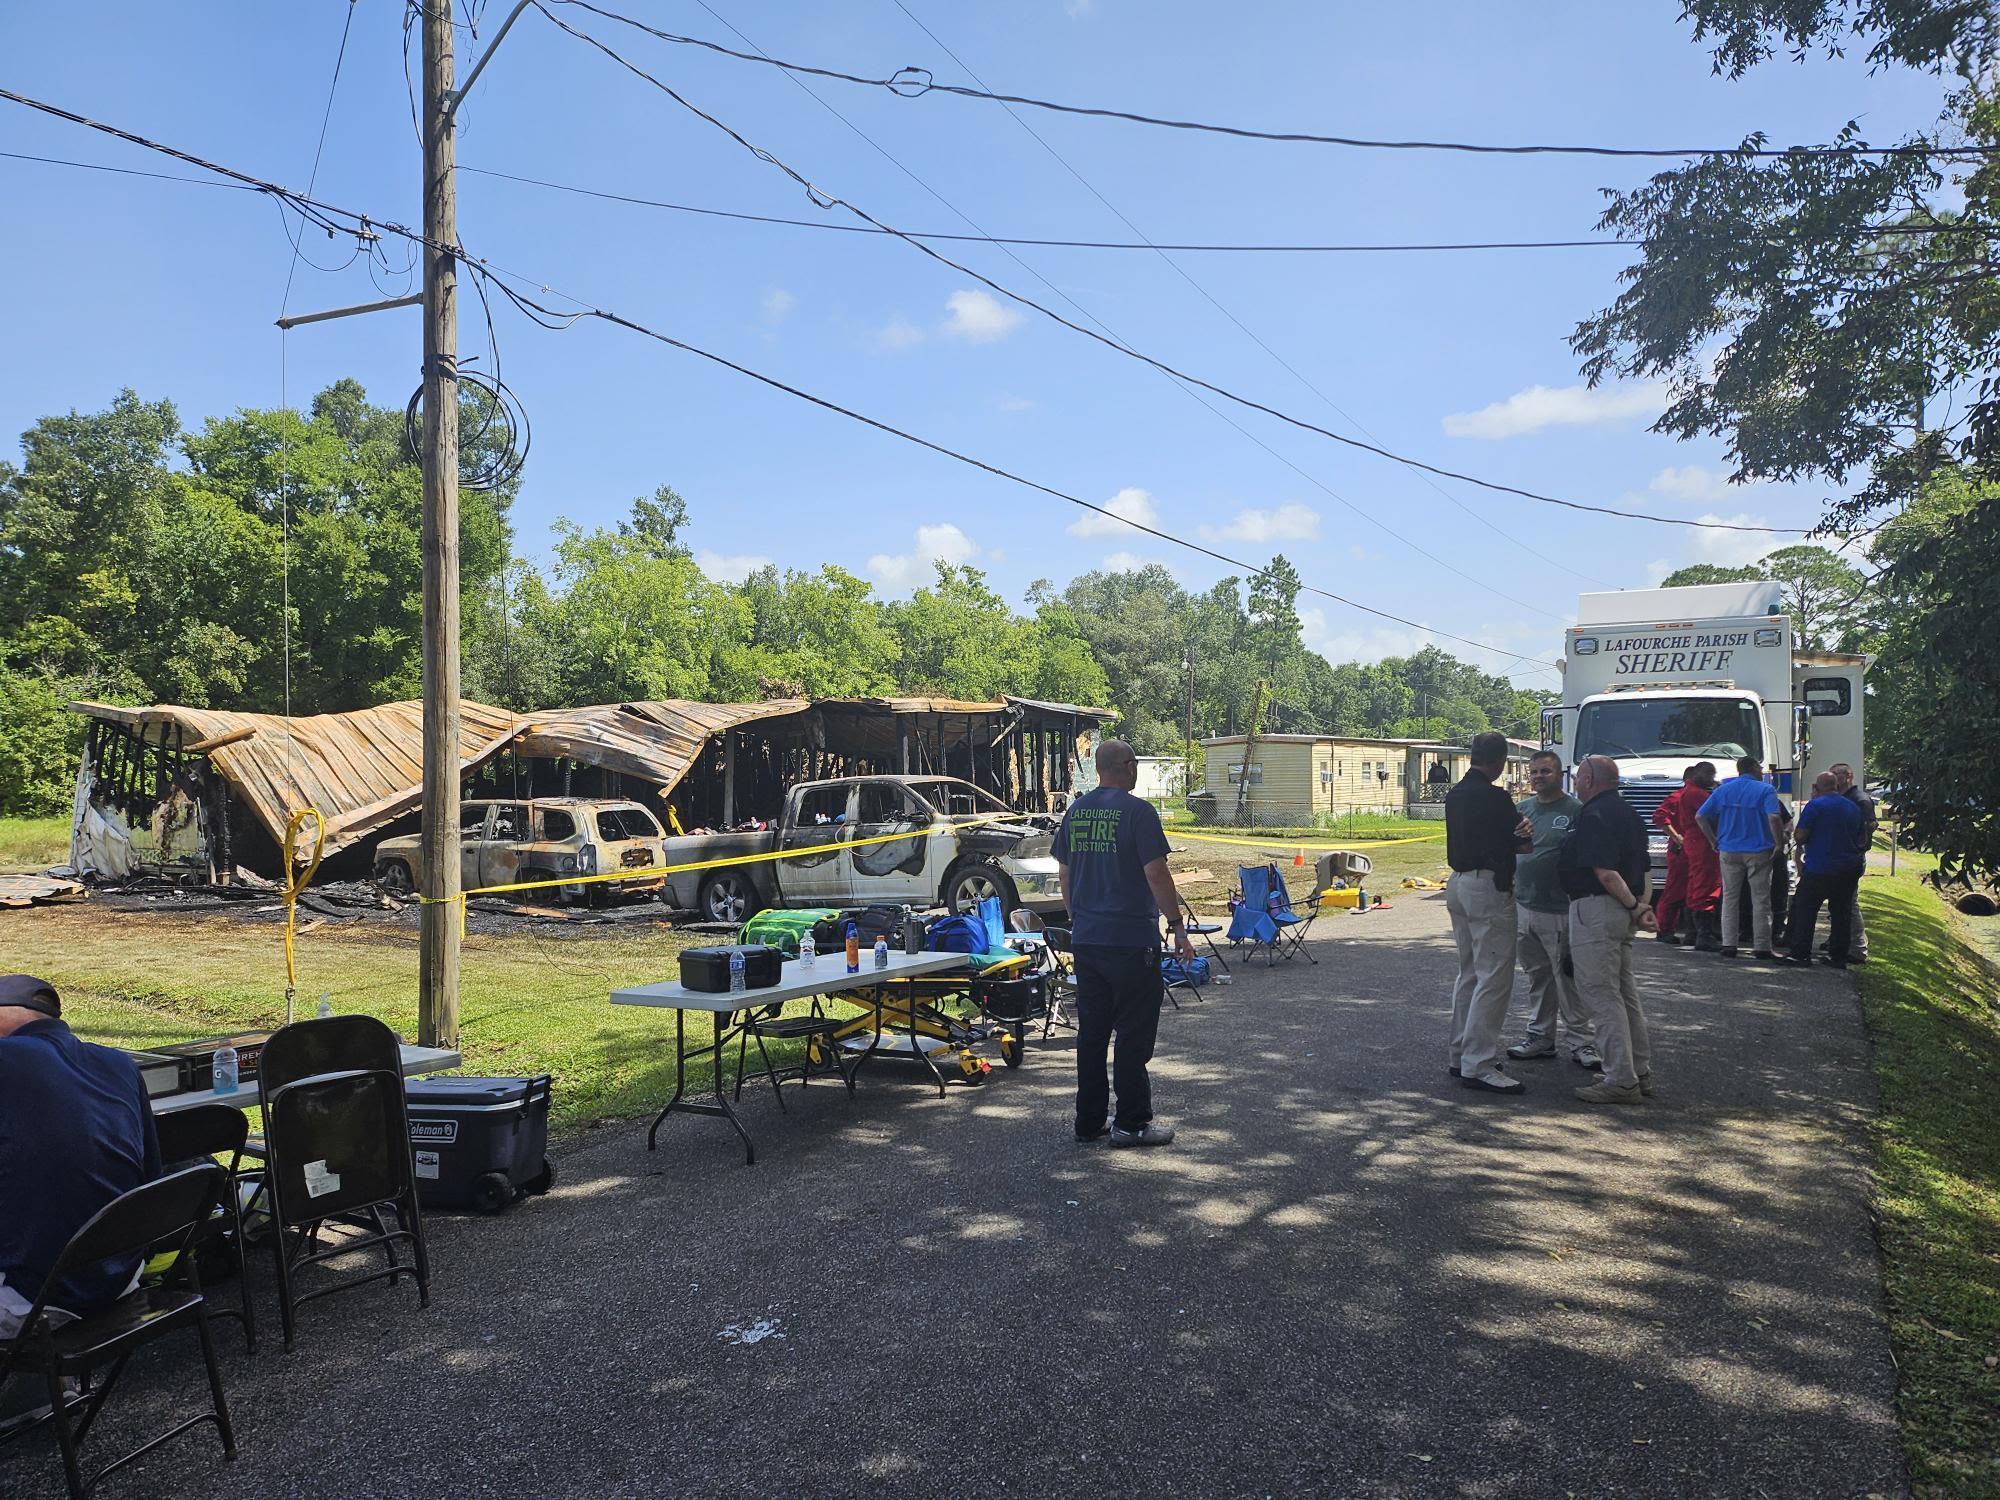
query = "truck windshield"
xmin=1575 ymin=698 xmax=1763 ymax=762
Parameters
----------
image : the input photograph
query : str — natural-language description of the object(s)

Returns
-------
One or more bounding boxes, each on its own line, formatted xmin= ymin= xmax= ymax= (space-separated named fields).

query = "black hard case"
xmin=678 ymin=944 xmax=785 ymax=992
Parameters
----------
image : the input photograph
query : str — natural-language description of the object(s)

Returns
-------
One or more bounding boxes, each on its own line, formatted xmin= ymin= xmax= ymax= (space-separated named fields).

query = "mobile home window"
xmin=1226 ymin=764 xmax=1264 ymax=785
xmin=1802 ymin=677 xmax=1851 ymax=717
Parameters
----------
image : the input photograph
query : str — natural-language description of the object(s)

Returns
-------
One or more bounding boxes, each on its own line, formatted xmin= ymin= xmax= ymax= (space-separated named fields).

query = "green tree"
xmin=1657 ymin=564 xmax=1763 ymax=588
xmin=1570 ymin=1 xmax=2000 ymax=873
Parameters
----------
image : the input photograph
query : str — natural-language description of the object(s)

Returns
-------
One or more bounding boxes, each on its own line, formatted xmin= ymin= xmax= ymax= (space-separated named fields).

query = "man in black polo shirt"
xmin=1559 ymin=756 xmax=1658 ymax=1106
xmin=1444 ymin=732 xmax=1534 ymax=1094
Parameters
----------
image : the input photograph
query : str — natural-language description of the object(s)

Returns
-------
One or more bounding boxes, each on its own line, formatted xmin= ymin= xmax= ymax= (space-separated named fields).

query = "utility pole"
xmin=1184 ymin=645 xmax=1195 ymax=801
xmin=418 ymin=0 xmax=462 ymax=1050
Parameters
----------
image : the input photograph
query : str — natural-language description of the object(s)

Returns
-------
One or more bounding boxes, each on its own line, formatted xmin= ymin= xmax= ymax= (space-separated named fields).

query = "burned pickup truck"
xmin=374 ymin=798 xmax=668 ymax=904
xmin=660 ymin=775 xmax=1064 ymax=924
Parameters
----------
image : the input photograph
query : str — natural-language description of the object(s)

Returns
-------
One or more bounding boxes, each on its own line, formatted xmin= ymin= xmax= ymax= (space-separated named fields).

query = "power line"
xmin=551 ymin=0 xmax=2000 ymax=162
xmin=459 ymin=165 xmax=1638 ymax=252
xmin=882 ymin=0 xmax=1612 ymax=595
xmin=3 ymin=85 xmax=1563 ymax=672
xmin=691 ymin=0 xmax=1564 ymax=622
xmin=536 ymin=6 xmax=1811 ymax=538
xmin=0 ymin=148 xmax=255 ymax=191
xmin=278 ymin=0 xmax=361 ymax=320
xmin=473 ymin=260 xmax=1564 ymax=671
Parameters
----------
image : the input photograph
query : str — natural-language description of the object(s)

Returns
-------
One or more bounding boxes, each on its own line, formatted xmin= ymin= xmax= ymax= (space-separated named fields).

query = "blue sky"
xmin=0 ymin=2 xmax=1953 ymax=690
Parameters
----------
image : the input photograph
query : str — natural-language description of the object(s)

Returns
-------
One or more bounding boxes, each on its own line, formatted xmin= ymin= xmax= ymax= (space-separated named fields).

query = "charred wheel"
xmin=944 ymin=862 xmax=1018 ymax=919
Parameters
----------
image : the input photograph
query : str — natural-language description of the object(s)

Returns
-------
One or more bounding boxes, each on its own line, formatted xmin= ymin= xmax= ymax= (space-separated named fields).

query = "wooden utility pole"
xmin=1234 ymin=678 xmax=1266 ymax=826
xmin=418 ymin=0 xmax=462 ymax=1049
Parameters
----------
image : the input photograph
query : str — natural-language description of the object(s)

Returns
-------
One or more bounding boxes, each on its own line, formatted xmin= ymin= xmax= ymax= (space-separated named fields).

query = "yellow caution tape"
xmin=281 ymin=807 xmax=327 ymax=996
xmin=414 ymin=811 xmax=1037 ymax=918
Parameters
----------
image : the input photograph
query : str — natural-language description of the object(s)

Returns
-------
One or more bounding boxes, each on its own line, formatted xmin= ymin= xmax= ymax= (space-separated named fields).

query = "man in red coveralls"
xmin=1675 ymin=761 xmax=1723 ymax=951
xmin=1650 ymin=767 xmax=1699 ymax=944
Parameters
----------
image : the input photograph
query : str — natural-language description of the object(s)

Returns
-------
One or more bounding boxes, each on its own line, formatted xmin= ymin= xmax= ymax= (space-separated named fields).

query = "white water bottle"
xmin=873 ymin=936 xmax=889 ymax=969
xmin=316 ymin=994 xmax=333 ymax=1019
xmin=729 ymin=948 xmax=747 ymax=994
xmin=799 ymin=932 xmax=817 ymax=970
xmin=212 ymin=1043 xmax=240 ymax=1096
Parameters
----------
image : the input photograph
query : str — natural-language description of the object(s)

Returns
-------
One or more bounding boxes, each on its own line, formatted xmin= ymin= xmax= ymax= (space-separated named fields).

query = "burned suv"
xmin=373 ymin=798 xmax=667 ymax=905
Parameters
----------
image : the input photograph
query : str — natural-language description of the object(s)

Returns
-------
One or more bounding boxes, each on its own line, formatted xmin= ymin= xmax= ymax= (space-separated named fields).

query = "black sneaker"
xmin=1075 ymin=1123 xmax=1109 ymax=1142
xmin=1109 ymin=1121 xmax=1176 ymax=1147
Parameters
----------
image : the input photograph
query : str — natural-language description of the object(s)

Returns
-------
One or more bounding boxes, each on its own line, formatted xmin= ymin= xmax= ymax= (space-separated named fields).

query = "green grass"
xmin=1162 ymin=808 xmax=1439 ymax=842
xmin=9 ymin=907 xmax=837 ymax=1131
xmin=0 ymin=815 xmax=70 ymax=872
xmin=1853 ymin=867 xmax=2000 ymax=1497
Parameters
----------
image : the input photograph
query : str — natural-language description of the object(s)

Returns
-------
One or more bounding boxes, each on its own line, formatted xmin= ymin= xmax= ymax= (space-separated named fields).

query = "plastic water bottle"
xmin=844 ymin=921 xmax=861 ymax=973
xmin=873 ymin=936 xmax=889 ymax=970
xmin=316 ymin=994 xmax=333 ymax=1019
xmin=728 ymin=948 xmax=747 ymax=994
xmin=798 ymin=931 xmax=817 ymax=970
xmin=211 ymin=1043 xmax=239 ymax=1096
xmin=1356 ymin=885 xmax=1369 ymax=912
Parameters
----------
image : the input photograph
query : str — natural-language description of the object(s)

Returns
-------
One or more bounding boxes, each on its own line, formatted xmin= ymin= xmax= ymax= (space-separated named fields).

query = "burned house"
xmin=67 ymin=695 xmax=1110 ymax=884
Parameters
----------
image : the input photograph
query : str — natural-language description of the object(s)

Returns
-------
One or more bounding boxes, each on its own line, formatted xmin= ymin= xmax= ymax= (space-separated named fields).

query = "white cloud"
xmin=696 ymin=549 xmax=772 ymax=584
xmin=1442 ymin=381 xmax=1663 ymax=440
xmin=1647 ymin=464 xmax=1755 ymax=504
xmin=1641 ymin=558 xmax=1675 ymax=586
xmin=997 ymin=393 xmax=1036 ymax=412
xmin=866 ymin=523 xmax=981 ymax=590
xmin=761 ymin=288 xmax=796 ymax=325
xmin=1688 ymin=513 xmax=1776 ymax=568
xmin=1067 ymin=486 xmax=1159 ymax=539
xmin=871 ymin=315 xmax=925 ymax=353
xmin=1299 ymin=606 xmax=1430 ymax=665
xmin=1197 ymin=502 xmax=1320 ymax=544
xmin=942 ymin=289 xmax=1022 ymax=343
xmin=1064 ymin=0 xmax=1095 ymax=16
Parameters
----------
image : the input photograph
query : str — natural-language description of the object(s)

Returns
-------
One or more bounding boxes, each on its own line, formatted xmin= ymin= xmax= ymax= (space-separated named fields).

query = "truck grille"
xmin=1617 ymin=779 xmax=1678 ymax=827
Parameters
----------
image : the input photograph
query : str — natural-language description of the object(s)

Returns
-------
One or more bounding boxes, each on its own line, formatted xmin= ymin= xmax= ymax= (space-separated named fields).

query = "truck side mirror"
xmin=1792 ymin=702 xmax=1812 ymax=769
xmin=1540 ymin=707 xmax=1562 ymax=748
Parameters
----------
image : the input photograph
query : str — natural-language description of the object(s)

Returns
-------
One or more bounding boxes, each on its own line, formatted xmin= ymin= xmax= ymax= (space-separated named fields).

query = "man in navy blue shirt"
xmin=1781 ymin=774 xmax=1865 ymax=968
xmin=0 ymin=975 xmax=161 ymax=1339
xmin=1053 ymin=740 xmax=1196 ymax=1148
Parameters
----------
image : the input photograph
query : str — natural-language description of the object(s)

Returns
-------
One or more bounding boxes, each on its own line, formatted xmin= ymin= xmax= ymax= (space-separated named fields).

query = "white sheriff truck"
xmin=1543 ymin=581 xmax=1866 ymax=874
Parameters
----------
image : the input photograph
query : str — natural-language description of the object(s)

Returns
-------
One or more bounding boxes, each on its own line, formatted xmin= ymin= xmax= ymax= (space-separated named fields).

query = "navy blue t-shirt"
xmin=0 ymin=1019 xmax=162 ymax=1315
xmin=1052 ymin=787 xmax=1172 ymax=948
xmin=1795 ymin=793 xmax=1865 ymax=875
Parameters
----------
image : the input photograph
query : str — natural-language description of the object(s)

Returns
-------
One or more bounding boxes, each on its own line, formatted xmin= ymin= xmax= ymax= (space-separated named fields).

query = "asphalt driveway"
xmin=6 ymin=892 xmax=1904 ymax=1499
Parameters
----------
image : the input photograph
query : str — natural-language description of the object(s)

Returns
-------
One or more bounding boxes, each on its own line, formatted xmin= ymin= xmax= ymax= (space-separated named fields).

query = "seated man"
xmin=0 ymin=975 xmax=162 ymax=1343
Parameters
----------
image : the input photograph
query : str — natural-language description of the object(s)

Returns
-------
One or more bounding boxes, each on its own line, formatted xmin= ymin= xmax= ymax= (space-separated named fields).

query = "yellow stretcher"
xmin=812 ymin=952 xmax=1038 ymax=1093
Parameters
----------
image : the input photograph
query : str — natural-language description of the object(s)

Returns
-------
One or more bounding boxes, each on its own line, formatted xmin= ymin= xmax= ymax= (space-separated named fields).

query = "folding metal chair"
xmin=1038 ymin=926 xmax=1079 ymax=1037
xmin=1262 ymin=862 xmax=1322 ymax=964
xmin=155 ymin=1104 xmax=259 ymax=1352
xmin=0 ymin=1164 xmax=236 ymax=1498
xmin=1178 ymin=893 xmax=1233 ymax=978
xmin=732 ymin=995 xmax=857 ymax=1108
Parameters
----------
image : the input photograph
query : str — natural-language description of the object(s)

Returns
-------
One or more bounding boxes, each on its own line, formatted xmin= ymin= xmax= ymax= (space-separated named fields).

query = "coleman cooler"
xmin=403 ymin=1074 xmax=555 ymax=1214
xmin=678 ymin=944 xmax=785 ymax=993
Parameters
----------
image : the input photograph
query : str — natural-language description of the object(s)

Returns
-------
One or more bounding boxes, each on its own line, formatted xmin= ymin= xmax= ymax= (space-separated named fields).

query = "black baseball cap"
xmin=0 ymin=974 xmax=60 ymax=1018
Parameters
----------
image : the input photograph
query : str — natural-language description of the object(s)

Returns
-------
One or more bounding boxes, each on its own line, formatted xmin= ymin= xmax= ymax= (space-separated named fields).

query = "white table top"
xmin=610 ymin=949 xmax=971 ymax=1012
xmin=150 ymin=1043 xmax=462 ymax=1116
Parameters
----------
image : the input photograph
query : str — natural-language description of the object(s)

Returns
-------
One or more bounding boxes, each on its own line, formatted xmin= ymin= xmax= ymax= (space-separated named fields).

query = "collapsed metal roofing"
xmin=70 ymin=695 xmax=1112 ymax=858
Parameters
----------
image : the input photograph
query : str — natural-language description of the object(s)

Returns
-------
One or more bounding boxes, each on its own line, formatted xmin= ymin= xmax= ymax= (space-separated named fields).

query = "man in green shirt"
xmin=1505 ymin=750 xmax=1601 ymax=1069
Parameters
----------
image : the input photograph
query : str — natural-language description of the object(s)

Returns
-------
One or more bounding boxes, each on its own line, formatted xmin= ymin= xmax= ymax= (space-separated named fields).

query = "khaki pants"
xmin=1446 ymin=870 xmax=1517 ymax=1078
xmin=1719 ymin=847 xmax=1774 ymax=952
xmin=1569 ymin=894 xmax=1650 ymax=1089
xmin=1517 ymin=904 xmax=1593 ymax=1053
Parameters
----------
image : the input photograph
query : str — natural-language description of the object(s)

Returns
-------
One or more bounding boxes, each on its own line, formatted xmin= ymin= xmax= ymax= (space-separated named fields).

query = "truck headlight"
xmin=579 ymin=843 xmax=598 ymax=875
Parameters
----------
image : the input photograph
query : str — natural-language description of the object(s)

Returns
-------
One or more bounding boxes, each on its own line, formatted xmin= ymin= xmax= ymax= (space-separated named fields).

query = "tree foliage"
xmin=1577 ymin=1 xmax=2000 ymax=874
xmin=1659 ymin=542 xmax=1868 ymax=649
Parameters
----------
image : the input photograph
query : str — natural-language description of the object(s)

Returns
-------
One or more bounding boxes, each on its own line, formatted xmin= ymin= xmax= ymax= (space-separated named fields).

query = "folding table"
xmin=149 ymin=1045 xmax=461 ymax=1116
xmin=611 ymin=950 xmax=971 ymax=1165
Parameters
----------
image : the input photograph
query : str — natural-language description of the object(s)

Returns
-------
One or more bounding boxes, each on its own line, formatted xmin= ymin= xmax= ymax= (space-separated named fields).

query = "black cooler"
xmin=404 ymin=1074 xmax=555 ymax=1214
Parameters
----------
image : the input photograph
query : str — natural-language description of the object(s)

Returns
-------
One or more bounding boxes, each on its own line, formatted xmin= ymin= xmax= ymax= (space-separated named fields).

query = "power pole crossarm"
xmin=419 ymin=0 xmax=462 ymax=1050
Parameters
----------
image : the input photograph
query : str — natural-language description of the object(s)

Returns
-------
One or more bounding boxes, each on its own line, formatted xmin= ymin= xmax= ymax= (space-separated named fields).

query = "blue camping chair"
xmin=1225 ymin=864 xmax=1321 ymax=966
